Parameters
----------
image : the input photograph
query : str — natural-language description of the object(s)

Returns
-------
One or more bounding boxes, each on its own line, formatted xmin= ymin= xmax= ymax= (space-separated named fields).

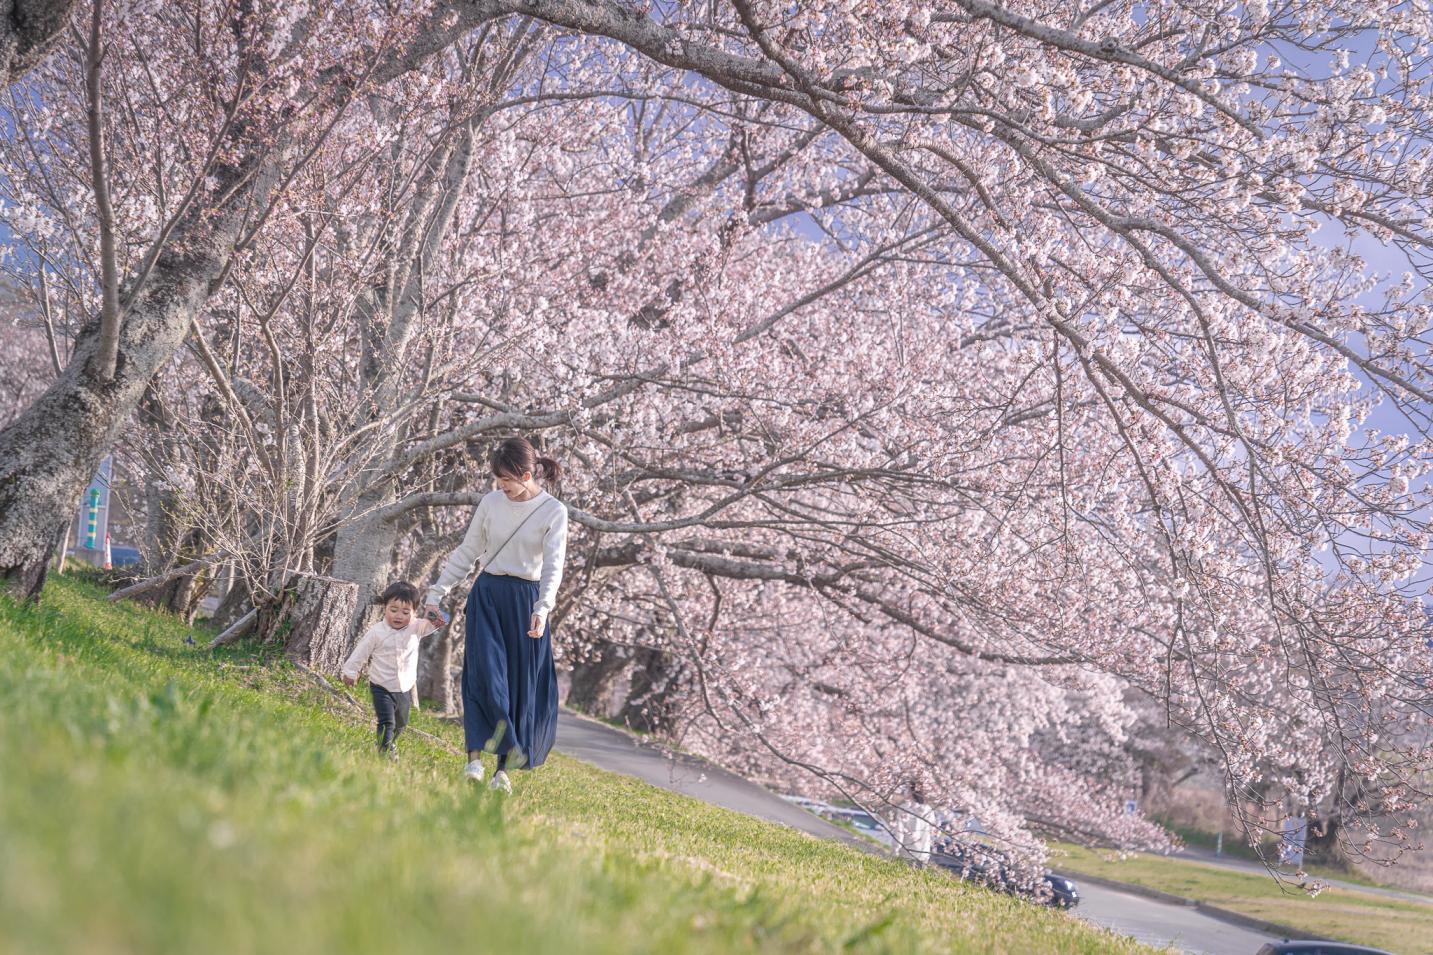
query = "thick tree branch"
xmin=0 ymin=0 xmax=79 ymax=87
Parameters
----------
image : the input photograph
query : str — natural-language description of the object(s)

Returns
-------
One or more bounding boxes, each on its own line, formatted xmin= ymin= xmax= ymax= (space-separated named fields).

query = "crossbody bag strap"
xmin=483 ymin=495 xmax=557 ymax=570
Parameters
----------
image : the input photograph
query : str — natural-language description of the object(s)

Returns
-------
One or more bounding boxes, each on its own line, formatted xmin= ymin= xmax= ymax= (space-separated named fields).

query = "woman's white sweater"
xmin=426 ymin=489 xmax=569 ymax=625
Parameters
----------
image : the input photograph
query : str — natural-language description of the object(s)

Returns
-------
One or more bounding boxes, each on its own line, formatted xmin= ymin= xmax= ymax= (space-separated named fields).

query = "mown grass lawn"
xmin=1052 ymin=843 xmax=1433 ymax=955
xmin=1155 ymin=819 xmax=1393 ymax=891
xmin=0 ymin=574 xmax=1158 ymax=955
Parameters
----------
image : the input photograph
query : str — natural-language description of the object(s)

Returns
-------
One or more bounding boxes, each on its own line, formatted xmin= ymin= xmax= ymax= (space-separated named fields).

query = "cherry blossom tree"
xmin=0 ymin=0 xmax=1430 ymax=875
xmin=421 ymin=0 xmax=1433 ymax=872
xmin=0 ymin=0 xmax=502 ymax=595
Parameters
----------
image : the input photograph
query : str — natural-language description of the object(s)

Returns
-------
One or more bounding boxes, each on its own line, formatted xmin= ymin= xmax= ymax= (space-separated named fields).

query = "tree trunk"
xmin=51 ymin=518 xmax=70 ymax=575
xmin=0 ymin=1 xmax=81 ymax=89
xmin=1303 ymin=814 xmax=1349 ymax=869
xmin=565 ymin=638 xmax=687 ymax=735
xmin=566 ymin=639 xmax=634 ymax=717
xmin=272 ymin=573 xmax=359 ymax=674
xmin=210 ymin=570 xmax=251 ymax=628
xmin=417 ymin=618 xmax=459 ymax=714
xmin=407 ymin=529 xmax=463 ymax=712
xmin=137 ymin=525 xmax=209 ymax=619
xmin=0 ymin=366 xmax=141 ymax=598
xmin=0 ymin=156 xmax=259 ymax=599
xmin=618 ymin=643 xmax=684 ymax=735
xmin=330 ymin=494 xmax=400 ymax=634
xmin=136 ymin=385 xmax=210 ymax=617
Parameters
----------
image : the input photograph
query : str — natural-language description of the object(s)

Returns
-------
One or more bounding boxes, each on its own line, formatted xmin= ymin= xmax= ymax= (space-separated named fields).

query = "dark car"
xmin=1041 ymin=873 xmax=1080 ymax=909
xmin=1255 ymin=942 xmax=1394 ymax=955
xmin=109 ymin=545 xmax=143 ymax=568
xmin=931 ymin=842 xmax=1079 ymax=908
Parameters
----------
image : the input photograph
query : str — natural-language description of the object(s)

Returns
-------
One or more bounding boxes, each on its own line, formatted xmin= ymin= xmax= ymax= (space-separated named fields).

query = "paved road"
xmin=1070 ymin=879 xmax=1281 ymax=955
xmin=554 ymin=710 xmax=1281 ymax=955
xmin=554 ymin=709 xmax=871 ymax=850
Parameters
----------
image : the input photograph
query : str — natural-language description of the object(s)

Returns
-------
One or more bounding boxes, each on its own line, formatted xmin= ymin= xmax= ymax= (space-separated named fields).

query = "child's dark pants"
xmin=370 ymin=684 xmax=411 ymax=751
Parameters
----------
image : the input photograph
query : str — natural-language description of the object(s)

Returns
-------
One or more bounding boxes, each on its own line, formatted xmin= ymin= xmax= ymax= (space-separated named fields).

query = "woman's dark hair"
xmin=374 ymin=580 xmax=422 ymax=608
xmin=490 ymin=436 xmax=561 ymax=484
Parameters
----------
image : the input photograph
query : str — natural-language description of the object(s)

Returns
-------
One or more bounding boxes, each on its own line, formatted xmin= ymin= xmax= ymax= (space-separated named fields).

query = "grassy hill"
xmin=0 ymin=573 xmax=1157 ymax=955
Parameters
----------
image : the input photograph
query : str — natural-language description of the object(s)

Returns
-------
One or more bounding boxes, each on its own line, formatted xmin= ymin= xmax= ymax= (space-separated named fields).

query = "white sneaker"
xmin=463 ymin=759 xmax=485 ymax=783
xmin=489 ymin=770 xmax=511 ymax=794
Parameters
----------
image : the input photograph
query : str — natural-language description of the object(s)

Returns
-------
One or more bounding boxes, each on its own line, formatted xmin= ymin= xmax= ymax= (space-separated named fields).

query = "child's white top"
xmin=427 ymin=489 xmax=569 ymax=625
xmin=340 ymin=618 xmax=434 ymax=693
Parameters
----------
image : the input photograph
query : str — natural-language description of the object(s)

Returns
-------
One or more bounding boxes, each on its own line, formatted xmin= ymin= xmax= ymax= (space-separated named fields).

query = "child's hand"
xmin=341 ymin=674 xmax=356 ymax=687
xmin=527 ymin=614 xmax=543 ymax=639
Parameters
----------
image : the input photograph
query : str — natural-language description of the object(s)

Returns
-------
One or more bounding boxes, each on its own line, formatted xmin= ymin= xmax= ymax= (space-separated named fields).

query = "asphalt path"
xmin=554 ymin=709 xmax=871 ymax=851
xmin=1068 ymin=879 xmax=1281 ymax=955
xmin=554 ymin=710 xmax=1283 ymax=955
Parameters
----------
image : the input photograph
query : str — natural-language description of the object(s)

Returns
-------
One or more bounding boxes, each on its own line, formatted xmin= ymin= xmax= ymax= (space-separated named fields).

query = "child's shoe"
xmin=489 ymin=770 xmax=511 ymax=794
xmin=463 ymin=758 xmax=485 ymax=783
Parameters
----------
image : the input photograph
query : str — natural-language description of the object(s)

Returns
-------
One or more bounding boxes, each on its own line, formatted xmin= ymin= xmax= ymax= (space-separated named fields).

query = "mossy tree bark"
xmin=270 ymin=574 xmax=359 ymax=674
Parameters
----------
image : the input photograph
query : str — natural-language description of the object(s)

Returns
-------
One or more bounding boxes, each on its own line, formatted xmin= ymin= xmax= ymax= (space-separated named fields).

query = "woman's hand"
xmin=527 ymin=614 xmax=543 ymax=639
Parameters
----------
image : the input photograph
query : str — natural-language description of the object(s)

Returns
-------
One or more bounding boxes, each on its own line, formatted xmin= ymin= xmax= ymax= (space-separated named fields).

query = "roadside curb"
xmin=1052 ymin=869 xmax=1336 ymax=944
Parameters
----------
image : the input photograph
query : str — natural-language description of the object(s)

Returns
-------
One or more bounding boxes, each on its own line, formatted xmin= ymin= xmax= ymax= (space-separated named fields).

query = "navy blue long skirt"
xmin=462 ymin=571 xmax=558 ymax=768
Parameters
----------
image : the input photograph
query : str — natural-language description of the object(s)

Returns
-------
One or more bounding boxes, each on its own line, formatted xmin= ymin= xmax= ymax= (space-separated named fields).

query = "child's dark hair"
xmin=373 ymin=580 xmax=421 ymax=608
xmin=490 ymin=436 xmax=561 ymax=484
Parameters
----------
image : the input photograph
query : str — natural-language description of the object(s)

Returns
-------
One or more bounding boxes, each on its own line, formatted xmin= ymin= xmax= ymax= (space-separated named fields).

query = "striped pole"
xmin=83 ymin=487 xmax=101 ymax=550
xmin=73 ymin=456 xmax=114 ymax=568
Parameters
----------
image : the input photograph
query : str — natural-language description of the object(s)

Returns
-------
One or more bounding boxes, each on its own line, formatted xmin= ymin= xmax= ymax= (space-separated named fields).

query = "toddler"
xmin=340 ymin=581 xmax=445 ymax=760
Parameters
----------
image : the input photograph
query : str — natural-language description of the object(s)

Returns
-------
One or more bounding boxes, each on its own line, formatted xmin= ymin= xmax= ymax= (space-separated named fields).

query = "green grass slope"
xmin=0 ymin=574 xmax=1158 ymax=955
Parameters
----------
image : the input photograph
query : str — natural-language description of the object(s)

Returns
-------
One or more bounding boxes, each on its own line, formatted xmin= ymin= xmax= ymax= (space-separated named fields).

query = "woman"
xmin=426 ymin=437 xmax=569 ymax=793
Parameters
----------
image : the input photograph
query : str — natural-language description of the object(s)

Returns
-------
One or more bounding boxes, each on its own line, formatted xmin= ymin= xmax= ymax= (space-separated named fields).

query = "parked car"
xmin=780 ymin=797 xmax=897 ymax=846
xmin=1255 ymin=942 xmax=1393 ymax=955
xmin=1040 ymin=873 xmax=1080 ymax=909
xmin=825 ymin=807 xmax=892 ymax=840
xmin=109 ymin=545 xmax=142 ymax=568
xmin=931 ymin=842 xmax=1079 ymax=908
